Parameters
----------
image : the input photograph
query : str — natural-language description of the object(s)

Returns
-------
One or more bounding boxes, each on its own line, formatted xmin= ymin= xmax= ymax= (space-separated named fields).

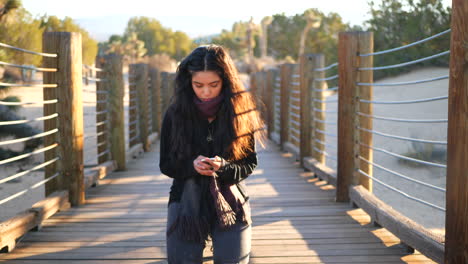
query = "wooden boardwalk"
xmin=0 ymin=141 xmax=434 ymax=263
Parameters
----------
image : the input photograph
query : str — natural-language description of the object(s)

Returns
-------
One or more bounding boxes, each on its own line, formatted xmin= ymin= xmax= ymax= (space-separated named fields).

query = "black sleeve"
xmin=158 ymin=109 xmax=198 ymax=179
xmin=217 ymin=135 xmax=257 ymax=185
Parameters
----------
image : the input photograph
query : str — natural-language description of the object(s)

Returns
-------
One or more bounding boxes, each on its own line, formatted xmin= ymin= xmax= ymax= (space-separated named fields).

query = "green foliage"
xmin=212 ymin=21 xmax=253 ymax=59
xmin=211 ymin=9 xmax=349 ymax=67
xmin=366 ymin=0 xmax=451 ymax=79
xmin=0 ymin=4 xmax=43 ymax=67
xmin=40 ymin=16 xmax=98 ymax=65
xmin=1 ymin=95 xmax=20 ymax=112
xmin=120 ymin=16 xmax=194 ymax=61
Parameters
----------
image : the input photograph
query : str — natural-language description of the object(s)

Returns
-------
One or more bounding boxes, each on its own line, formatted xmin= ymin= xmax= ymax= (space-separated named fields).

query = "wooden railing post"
xmin=168 ymin=73 xmax=176 ymax=105
xmin=95 ymin=58 xmax=109 ymax=165
xmin=312 ymin=54 xmax=326 ymax=164
xmin=280 ymin=64 xmax=294 ymax=149
xmin=299 ymin=54 xmax=315 ymax=166
xmin=43 ymin=32 xmax=84 ymax=206
xmin=149 ymin=67 xmax=161 ymax=134
xmin=265 ymin=69 xmax=275 ymax=138
xmin=445 ymin=0 xmax=468 ymax=262
xmin=337 ymin=31 xmax=373 ymax=202
xmin=358 ymin=33 xmax=374 ymax=192
xmin=96 ymin=54 xmax=126 ymax=170
xmin=128 ymin=66 xmax=139 ymax=148
xmin=132 ymin=64 xmax=150 ymax=151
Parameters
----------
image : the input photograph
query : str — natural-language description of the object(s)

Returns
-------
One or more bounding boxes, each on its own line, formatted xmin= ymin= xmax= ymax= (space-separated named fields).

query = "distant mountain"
xmin=193 ymin=34 xmax=221 ymax=44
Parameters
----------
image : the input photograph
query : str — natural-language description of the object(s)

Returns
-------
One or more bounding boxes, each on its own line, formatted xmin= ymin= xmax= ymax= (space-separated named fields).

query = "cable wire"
xmin=360 ymin=29 xmax=451 ymax=57
xmin=0 ymin=61 xmax=57 ymax=72
xmin=358 ymin=75 xmax=449 ymax=86
xmin=0 ymin=172 xmax=61 ymax=206
xmin=0 ymin=82 xmax=57 ymax=88
xmin=359 ymin=127 xmax=447 ymax=145
xmin=0 ymin=143 xmax=58 ymax=166
xmin=0 ymin=42 xmax=57 ymax=57
xmin=0 ymin=157 xmax=59 ymax=185
xmin=0 ymin=99 xmax=57 ymax=106
xmin=0 ymin=129 xmax=58 ymax=146
xmin=359 ymin=156 xmax=445 ymax=192
xmin=0 ymin=113 xmax=58 ymax=126
xmin=360 ymin=143 xmax=446 ymax=168
xmin=314 ymin=62 xmax=338 ymax=72
xmin=359 ymin=51 xmax=450 ymax=71
xmin=315 ymin=75 xmax=339 ymax=82
xmin=357 ymin=112 xmax=447 ymax=123
xmin=359 ymin=95 xmax=448 ymax=105
xmin=357 ymin=169 xmax=445 ymax=211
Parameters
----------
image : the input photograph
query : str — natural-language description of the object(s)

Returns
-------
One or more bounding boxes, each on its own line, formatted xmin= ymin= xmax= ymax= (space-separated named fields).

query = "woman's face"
xmin=191 ymin=71 xmax=223 ymax=101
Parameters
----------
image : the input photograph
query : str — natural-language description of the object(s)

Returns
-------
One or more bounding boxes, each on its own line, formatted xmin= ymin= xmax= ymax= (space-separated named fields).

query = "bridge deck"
xmin=0 ymin=141 xmax=434 ymax=263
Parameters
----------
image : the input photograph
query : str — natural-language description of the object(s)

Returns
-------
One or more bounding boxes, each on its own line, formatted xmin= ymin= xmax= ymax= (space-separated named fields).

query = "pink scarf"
xmin=193 ymin=95 xmax=223 ymax=119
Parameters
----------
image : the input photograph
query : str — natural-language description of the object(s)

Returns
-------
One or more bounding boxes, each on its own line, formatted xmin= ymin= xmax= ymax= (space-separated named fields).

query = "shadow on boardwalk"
xmin=0 ymin=141 xmax=434 ymax=263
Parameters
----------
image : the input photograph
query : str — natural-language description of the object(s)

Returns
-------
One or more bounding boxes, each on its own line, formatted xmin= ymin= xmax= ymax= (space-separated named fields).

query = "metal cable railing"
xmin=358 ymin=75 xmax=449 ymax=86
xmin=0 ymin=172 xmax=61 ymax=206
xmin=360 ymin=95 xmax=447 ymax=105
xmin=0 ymin=113 xmax=58 ymax=126
xmin=360 ymin=29 xmax=451 ymax=57
xmin=0 ymin=42 xmax=57 ymax=57
xmin=357 ymin=169 xmax=445 ymax=211
xmin=0 ymin=61 xmax=57 ymax=72
xmin=0 ymin=143 xmax=58 ymax=166
xmin=359 ymin=156 xmax=445 ymax=192
xmin=358 ymin=112 xmax=447 ymax=123
xmin=359 ymin=50 xmax=450 ymax=71
xmin=314 ymin=62 xmax=338 ymax=72
xmin=359 ymin=127 xmax=447 ymax=145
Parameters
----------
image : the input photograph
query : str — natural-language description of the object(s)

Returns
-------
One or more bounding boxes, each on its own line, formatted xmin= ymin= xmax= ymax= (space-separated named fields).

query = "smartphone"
xmin=202 ymin=158 xmax=215 ymax=164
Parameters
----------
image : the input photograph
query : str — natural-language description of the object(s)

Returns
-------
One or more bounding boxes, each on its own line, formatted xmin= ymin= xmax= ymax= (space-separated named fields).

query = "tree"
xmin=366 ymin=0 xmax=451 ymax=78
xmin=40 ymin=15 xmax=98 ymax=65
xmin=123 ymin=16 xmax=193 ymax=60
xmin=0 ymin=0 xmax=19 ymax=21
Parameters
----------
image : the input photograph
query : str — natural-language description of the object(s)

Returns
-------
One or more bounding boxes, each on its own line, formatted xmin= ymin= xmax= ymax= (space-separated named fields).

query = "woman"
xmin=159 ymin=44 xmax=265 ymax=264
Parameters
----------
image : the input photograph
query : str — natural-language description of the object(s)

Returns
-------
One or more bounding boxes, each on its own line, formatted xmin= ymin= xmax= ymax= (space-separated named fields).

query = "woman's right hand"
xmin=193 ymin=155 xmax=215 ymax=177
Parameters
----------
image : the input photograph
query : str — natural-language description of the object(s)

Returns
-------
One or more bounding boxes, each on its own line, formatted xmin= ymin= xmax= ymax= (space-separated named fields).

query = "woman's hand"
xmin=193 ymin=155 xmax=223 ymax=177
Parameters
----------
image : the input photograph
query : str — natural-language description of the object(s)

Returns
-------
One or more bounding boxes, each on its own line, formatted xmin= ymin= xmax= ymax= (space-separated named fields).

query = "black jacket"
xmin=159 ymin=105 xmax=257 ymax=205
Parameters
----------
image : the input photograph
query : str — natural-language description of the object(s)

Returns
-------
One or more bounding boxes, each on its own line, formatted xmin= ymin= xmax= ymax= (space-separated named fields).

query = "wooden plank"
xmin=0 ymin=191 xmax=69 ymax=253
xmin=1 ymin=140 xmax=432 ymax=263
xmin=350 ymin=185 xmax=443 ymax=263
xmin=303 ymin=157 xmax=337 ymax=186
xmin=83 ymin=160 xmax=117 ymax=189
xmin=445 ymin=0 xmax=468 ymax=263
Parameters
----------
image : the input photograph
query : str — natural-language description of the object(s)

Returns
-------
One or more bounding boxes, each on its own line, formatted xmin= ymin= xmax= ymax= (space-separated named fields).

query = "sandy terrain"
xmin=0 ymin=73 xmax=133 ymax=222
xmin=322 ymin=67 xmax=448 ymax=235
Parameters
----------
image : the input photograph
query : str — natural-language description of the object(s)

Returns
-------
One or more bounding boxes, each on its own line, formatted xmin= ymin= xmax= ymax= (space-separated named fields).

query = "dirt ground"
xmin=0 ymin=73 xmax=133 ymax=222
xmin=322 ymin=67 xmax=448 ymax=236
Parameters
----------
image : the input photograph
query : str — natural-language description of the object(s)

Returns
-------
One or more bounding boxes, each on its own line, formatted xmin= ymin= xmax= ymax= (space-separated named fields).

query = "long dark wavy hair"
xmin=168 ymin=44 xmax=265 ymax=162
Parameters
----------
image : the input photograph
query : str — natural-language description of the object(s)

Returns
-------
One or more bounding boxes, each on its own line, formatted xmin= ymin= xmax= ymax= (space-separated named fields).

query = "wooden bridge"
xmin=1 ymin=2 xmax=467 ymax=263
xmin=0 ymin=141 xmax=434 ymax=263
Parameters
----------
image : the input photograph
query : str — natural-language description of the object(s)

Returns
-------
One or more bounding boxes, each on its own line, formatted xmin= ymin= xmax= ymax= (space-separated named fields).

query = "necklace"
xmin=207 ymin=124 xmax=213 ymax=142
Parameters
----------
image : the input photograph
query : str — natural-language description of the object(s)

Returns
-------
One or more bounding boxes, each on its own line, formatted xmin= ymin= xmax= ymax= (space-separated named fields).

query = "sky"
xmin=22 ymin=0 xmax=452 ymax=42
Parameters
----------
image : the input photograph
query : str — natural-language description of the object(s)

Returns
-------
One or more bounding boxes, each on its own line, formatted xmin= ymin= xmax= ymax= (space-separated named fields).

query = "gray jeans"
xmin=166 ymin=202 xmax=252 ymax=264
